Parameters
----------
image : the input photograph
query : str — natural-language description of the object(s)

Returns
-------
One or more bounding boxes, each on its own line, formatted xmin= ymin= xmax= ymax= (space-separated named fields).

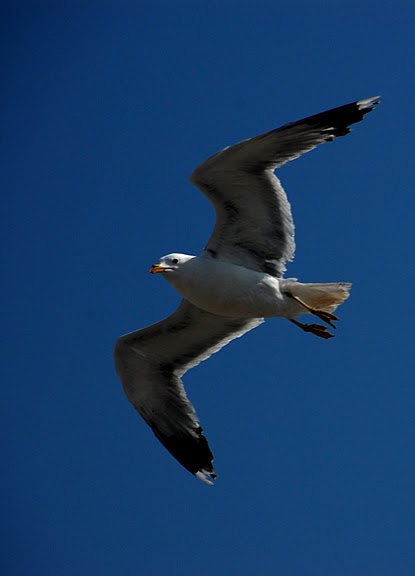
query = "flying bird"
xmin=114 ymin=96 xmax=379 ymax=484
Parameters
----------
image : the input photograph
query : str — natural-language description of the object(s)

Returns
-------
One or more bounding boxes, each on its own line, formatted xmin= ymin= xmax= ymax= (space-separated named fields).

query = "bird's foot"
xmin=310 ymin=308 xmax=338 ymax=329
xmin=287 ymin=293 xmax=338 ymax=328
xmin=290 ymin=319 xmax=334 ymax=339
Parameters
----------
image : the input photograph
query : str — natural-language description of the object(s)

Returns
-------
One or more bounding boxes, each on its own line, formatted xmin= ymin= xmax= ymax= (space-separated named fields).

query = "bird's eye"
xmin=171 ymin=258 xmax=179 ymax=264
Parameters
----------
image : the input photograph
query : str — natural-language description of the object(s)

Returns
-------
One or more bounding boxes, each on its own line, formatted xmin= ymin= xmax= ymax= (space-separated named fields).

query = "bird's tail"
xmin=288 ymin=282 xmax=352 ymax=313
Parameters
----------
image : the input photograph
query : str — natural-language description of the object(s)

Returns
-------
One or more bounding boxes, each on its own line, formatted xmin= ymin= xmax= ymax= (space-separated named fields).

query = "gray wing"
xmin=114 ymin=299 xmax=263 ymax=484
xmin=191 ymin=96 xmax=380 ymax=277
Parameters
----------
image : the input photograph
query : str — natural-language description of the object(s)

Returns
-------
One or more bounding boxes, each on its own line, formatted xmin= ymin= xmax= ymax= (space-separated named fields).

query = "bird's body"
xmin=155 ymin=253 xmax=350 ymax=320
xmin=160 ymin=254 xmax=288 ymax=318
xmin=114 ymin=96 xmax=379 ymax=484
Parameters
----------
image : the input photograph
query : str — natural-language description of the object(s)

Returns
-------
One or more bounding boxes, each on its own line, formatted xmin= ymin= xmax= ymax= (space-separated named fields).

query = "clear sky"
xmin=2 ymin=2 xmax=415 ymax=575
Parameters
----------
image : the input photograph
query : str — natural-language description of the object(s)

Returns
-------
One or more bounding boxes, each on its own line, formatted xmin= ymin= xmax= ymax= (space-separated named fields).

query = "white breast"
xmin=164 ymin=256 xmax=290 ymax=318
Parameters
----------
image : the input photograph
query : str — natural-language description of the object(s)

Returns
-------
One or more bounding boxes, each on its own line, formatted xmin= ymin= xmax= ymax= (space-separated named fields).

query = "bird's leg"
xmin=287 ymin=293 xmax=338 ymax=329
xmin=289 ymin=319 xmax=334 ymax=339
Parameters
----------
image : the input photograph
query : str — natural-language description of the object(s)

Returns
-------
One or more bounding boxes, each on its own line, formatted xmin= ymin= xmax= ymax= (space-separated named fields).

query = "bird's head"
xmin=149 ymin=253 xmax=194 ymax=275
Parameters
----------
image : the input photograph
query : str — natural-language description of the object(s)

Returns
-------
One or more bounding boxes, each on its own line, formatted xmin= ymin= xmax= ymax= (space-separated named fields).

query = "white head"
xmin=149 ymin=253 xmax=194 ymax=275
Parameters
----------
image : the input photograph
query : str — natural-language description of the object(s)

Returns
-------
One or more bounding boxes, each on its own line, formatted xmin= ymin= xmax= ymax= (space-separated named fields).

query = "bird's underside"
xmin=114 ymin=96 xmax=379 ymax=484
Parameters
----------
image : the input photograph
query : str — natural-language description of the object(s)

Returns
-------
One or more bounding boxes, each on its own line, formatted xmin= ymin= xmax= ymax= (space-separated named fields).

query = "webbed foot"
xmin=287 ymin=293 xmax=338 ymax=329
xmin=290 ymin=319 xmax=334 ymax=339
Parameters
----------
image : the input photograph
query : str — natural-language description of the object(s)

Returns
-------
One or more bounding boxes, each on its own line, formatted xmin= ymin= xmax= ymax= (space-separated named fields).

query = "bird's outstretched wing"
xmin=191 ymin=96 xmax=380 ymax=277
xmin=114 ymin=300 xmax=263 ymax=484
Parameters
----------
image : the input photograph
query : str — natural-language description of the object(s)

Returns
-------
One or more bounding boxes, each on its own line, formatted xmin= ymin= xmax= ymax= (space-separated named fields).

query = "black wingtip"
xmin=330 ymin=95 xmax=380 ymax=137
xmin=356 ymin=95 xmax=381 ymax=112
xmin=283 ymin=95 xmax=380 ymax=139
xmin=153 ymin=425 xmax=217 ymax=484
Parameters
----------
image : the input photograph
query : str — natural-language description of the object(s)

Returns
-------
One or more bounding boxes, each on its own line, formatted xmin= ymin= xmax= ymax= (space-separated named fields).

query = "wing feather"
xmin=114 ymin=300 xmax=262 ymax=483
xmin=191 ymin=96 xmax=379 ymax=277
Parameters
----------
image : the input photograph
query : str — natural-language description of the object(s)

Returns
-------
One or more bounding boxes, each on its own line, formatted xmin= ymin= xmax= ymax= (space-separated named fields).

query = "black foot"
xmin=290 ymin=319 xmax=334 ymax=339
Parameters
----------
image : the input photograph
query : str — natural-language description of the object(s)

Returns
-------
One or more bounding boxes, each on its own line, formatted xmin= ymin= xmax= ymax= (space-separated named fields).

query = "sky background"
xmin=2 ymin=2 xmax=415 ymax=575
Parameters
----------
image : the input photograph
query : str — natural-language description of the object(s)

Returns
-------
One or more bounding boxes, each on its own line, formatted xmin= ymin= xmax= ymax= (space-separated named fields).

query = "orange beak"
xmin=149 ymin=264 xmax=168 ymax=274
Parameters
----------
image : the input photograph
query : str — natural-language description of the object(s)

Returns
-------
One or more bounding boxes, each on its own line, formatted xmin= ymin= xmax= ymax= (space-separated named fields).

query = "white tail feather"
xmin=288 ymin=282 xmax=352 ymax=313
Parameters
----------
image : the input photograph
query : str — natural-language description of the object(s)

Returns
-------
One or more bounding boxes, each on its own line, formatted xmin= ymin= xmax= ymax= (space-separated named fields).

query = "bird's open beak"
xmin=149 ymin=264 xmax=168 ymax=274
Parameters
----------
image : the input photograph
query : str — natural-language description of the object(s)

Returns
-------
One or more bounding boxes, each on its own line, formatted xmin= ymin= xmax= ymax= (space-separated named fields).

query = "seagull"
xmin=114 ymin=96 xmax=379 ymax=484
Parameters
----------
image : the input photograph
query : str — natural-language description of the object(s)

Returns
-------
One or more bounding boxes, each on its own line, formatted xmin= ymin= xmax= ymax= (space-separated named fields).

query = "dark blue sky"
xmin=3 ymin=2 xmax=415 ymax=575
